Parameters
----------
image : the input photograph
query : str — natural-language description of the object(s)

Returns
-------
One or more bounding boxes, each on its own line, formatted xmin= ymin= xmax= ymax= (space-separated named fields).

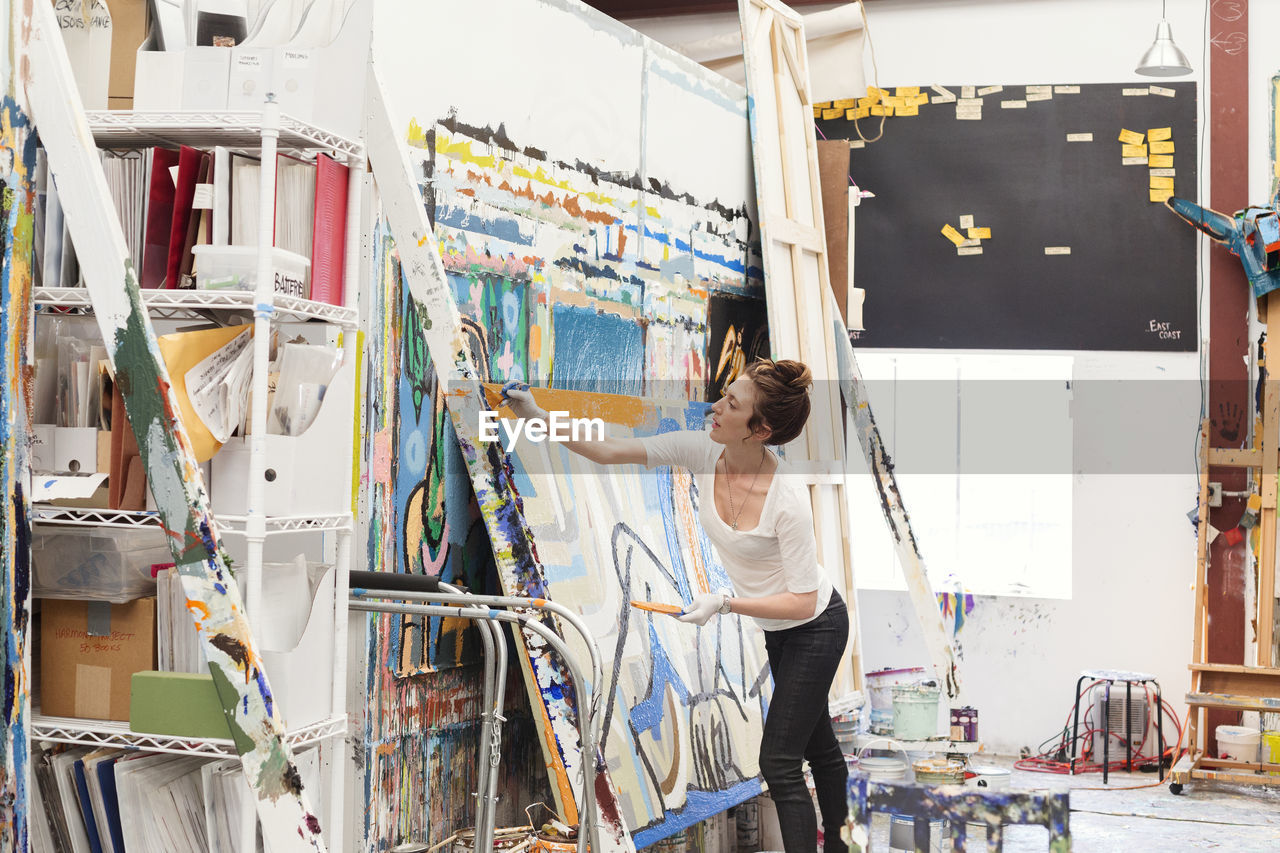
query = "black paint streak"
xmin=437 ymin=112 xmax=749 ymax=223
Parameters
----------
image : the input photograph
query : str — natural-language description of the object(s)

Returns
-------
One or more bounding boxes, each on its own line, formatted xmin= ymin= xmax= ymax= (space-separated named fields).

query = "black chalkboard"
xmin=817 ymin=82 xmax=1198 ymax=351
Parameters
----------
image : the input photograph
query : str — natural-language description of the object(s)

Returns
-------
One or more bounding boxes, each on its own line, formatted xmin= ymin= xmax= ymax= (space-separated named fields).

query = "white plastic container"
xmin=1216 ymin=725 xmax=1261 ymax=763
xmin=193 ymin=245 xmax=311 ymax=298
xmin=967 ymin=766 xmax=1012 ymax=790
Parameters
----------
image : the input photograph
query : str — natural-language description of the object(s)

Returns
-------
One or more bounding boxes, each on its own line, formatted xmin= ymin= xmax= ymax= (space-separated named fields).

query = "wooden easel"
xmin=1173 ymin=310 xmax=1280 ymax=789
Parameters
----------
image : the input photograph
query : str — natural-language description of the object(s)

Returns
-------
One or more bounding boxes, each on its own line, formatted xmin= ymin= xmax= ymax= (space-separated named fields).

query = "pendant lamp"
xmin=1136 ymin=1 xmax=1192 ymax=77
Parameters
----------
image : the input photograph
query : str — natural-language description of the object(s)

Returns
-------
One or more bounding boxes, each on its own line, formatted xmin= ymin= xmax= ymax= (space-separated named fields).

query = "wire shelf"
xmin=31 ymin=714 xmax=347 ymax=758
xmin=31 ymin=505 xmax=352 ymax=534
xmin=33 ymin=287 xmax=358 ymax=327
xmin=84 ymin=111 xmax=364 ymax=160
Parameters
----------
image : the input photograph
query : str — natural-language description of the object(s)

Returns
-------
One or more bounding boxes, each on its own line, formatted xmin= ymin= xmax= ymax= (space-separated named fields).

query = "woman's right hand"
xmin=501 ymin=380 xmax=550 ymax=422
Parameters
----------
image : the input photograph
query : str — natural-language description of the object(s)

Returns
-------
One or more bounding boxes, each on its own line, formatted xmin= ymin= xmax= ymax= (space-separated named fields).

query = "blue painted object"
xmin=845 ymin=772 xmax=1070 ymax=852
xmin=1166 ymin=198 xmax=1280 ymax=298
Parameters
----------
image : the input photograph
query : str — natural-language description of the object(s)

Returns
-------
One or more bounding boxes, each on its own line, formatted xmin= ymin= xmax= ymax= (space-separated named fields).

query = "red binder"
xmin=166 ymin=145 xmax=204 ymax=289
xmin=309 ymin=153 xmax=349 ymax=306
xmin=141 ymin=147 xmax=180 ymax=289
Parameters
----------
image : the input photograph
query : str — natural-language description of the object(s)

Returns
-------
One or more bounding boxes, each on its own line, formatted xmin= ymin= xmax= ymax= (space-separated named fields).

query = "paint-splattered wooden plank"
xmin=23 ymin=3 xmax=324 ymax=849
xmin=365 ymin=64 xmax=631 ymax=853
xmin=827 ymin=285 xmax=959 ymax=697
xmin=0 ymin=0 xmax=35 ymax=840
xmin=1185 ymin=692 xmax=1280 ymax=710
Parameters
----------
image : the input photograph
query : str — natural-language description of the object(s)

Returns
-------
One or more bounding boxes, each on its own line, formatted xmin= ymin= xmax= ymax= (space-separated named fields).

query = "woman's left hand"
xmin=677 ymin=594 xmax=723 ymax=626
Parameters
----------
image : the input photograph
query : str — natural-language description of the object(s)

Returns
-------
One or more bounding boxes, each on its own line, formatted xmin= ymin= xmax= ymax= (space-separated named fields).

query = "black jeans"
xmin=761 ymin=592 xmax=850 ymax=853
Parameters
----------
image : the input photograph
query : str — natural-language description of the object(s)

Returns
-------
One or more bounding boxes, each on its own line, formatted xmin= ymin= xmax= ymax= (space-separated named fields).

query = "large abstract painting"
xmin=366 ymin=0 xmax=770 ymax=847
xmin=503 ymin=390 xmax=771 ymax=845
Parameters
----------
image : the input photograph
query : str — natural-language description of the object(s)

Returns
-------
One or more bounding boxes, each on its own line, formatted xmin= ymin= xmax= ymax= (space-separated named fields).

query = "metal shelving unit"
xmin=31 ymin=505 xmax=352 ymax=534
xmin=31 ymin=714 xmax=346 ymax=758
xmin=84 ymin=110 xmax=363 ymax=159
xmin=30 ymin=107 xmax=363 ymax=850
xmin=34 ymin=286 xmax=358 ymax=327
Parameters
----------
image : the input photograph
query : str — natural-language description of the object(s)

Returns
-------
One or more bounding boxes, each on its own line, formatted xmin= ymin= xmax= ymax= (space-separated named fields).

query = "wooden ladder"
xmin=1173 ymin=415 xmax=1280 ymax=790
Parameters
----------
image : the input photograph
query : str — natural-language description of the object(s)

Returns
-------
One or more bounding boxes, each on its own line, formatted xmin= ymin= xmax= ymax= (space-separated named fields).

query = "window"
xmin=846 ymin=352 xmax=1073 ymax=598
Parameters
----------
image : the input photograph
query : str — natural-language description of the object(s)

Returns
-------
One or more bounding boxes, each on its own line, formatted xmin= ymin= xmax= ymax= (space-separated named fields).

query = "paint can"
xmin=967 ymin=765 xmax=1012 ymax=790
xmin=891 ymin=683 xmax=941 ymax=740
xmin=1264 ymin=731 xmax=1280 ymax=775
xmin=832 ymin=712 xmax=860 ymax=753
xmin=866 ymin=667 xmax=928 ymax=732
xmin=912 ymin=758 xmax=965 ymax=786
xmin=888 ymin=815 xmax=945 ymax=852
xmin=949 ymin=706 xmax=979 ymax=741
xmin=390 ymin=845 xmax=430 ymax=853
xmin=1215 ymin=725 xmax=1261 ymax=763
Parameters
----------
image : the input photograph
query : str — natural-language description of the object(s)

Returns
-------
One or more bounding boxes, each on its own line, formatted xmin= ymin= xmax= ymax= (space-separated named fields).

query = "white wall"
xmin=630 ymin=0 xmax=1214 ymax=754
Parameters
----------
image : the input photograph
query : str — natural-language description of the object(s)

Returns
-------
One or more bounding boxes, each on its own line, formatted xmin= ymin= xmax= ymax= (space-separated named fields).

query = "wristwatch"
xmin=719 ymin=593 xmax=733 ymax=615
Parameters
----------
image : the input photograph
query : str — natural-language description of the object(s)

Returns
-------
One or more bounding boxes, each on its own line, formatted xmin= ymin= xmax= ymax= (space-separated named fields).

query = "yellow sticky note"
xmin=822 ymin=107 xmax=843 ymax=120
xmin=911 ymin=93 xmax=930 ymax=106
xmin=867 ymin=86 xmax=886 ymax=102
xmin=883 ymin=96 xmax=907 ymax=109
xmin=847 ymin=107 xmax=870 ymax=120
xmin=941 ymin=224 xmax=966 ymax=246
xmin=1118 ymin=128 xmax=1145 ymax=145
xmin=1150 ymin=189 xmax=1174 ymax=203
xmin=897 ymin=104 xmax=919 ymax=116
xmin=833 ymin=98 xmax=857 ymax=109
xmin=1150 ymin=176 xmax=1175 ymax=190
xmin=813 ymin=106 xmax=824 ymax=118
xmin=1121 ymin=144 xmax=1147 ymax=158
xmin=857 ymin=97 xmax=874 ymax=109
xmin=871 ymin=105 xmax=893 ymax=116
xmin=1149 ymin=154 xmax=1174 ymax=168
xmin=1148 ymin=127 xmax=1172 ymax=141
xmin=1149 ymin=140 xmax=1175 ymax=154
xmin=968 ymin=227 xmax=991 ymax=240
xmin=895 ymin=86 xmax=921 ymax=97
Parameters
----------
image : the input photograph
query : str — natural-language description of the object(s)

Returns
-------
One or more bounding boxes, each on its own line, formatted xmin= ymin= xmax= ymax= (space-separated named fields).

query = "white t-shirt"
xmin=640 ymin=429 xmax=833 ymax=631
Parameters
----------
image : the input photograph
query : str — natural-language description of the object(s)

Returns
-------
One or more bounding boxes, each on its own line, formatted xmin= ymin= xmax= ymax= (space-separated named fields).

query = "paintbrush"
xmin=480 ymin=382 xmax=507 ymax=409
xmin=629 ymin=600 xmax=683 ymax=615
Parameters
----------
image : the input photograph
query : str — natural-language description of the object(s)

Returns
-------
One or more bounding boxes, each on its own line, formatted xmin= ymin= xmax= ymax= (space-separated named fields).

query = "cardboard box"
xmin=106 ymin=0 xmax=148 ymax=108
xmin=40 ymin=597 xmax=157 ymax=721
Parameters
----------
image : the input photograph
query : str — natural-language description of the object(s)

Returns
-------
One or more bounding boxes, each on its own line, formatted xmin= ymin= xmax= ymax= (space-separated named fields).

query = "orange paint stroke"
xmin=479 ymin=384 xmax=651 ymax=428
xmin=630 ymin=600 xmax=682 ymax=615
xmin=186 ymin=598 xmax=211 ymax=625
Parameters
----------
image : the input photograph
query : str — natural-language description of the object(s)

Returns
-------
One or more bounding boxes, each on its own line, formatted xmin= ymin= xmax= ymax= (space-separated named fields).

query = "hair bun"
xmin=773 ymin=359 xmax=812 ymax=391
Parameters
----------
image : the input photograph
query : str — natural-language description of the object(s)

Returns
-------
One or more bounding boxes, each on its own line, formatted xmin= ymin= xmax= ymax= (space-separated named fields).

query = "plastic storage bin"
xmin=32 ymin=526 xmax=169 ymax=602
xmin=192 ymin=245 xmax=311 ymax=298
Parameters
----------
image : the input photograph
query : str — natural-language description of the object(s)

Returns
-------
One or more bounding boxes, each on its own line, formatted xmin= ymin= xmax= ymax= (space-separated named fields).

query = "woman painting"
xmin=503 ymin=358 xmax=850 ymax=852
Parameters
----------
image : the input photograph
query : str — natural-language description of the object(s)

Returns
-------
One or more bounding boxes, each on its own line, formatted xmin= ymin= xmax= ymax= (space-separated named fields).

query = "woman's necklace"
xmin=725 ymin=447 xmax=768 ymax=530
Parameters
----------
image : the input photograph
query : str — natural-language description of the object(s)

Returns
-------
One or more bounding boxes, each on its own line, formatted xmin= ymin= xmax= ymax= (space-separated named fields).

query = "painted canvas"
xmin=366 ymin=0 xmax=771 ymax=846
xmin=0 ymin=25 xmax=36 ymax=844
xmin=500 ymin=389 xmax=772 ymax=845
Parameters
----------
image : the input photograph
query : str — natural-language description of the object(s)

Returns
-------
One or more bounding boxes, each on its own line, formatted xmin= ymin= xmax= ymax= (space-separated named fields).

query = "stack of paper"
xmin=157 ymin=566 xmax=210 ymax=674
xmin=115 ymin=753 xmax=214 ymax=852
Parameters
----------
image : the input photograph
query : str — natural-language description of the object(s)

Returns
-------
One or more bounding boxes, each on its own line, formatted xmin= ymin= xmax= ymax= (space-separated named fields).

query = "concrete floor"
xmin=862 ymin=755 xmax=1280 ymax=851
